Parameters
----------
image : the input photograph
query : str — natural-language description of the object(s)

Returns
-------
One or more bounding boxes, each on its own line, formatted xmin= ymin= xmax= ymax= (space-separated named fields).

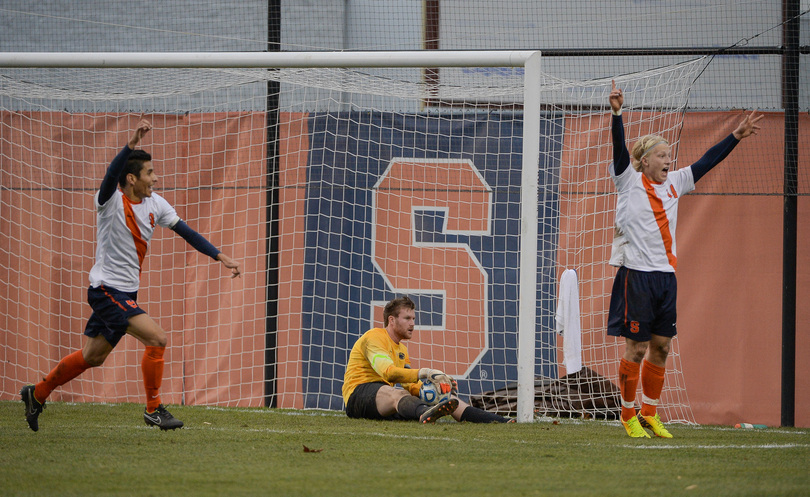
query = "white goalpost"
xmin=0 ymin=50 xmax=703 ymax=424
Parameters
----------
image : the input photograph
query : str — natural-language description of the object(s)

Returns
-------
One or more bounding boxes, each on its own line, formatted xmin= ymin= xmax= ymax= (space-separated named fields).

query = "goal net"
xmin=0 ymin=52 xmax=704 ymax=423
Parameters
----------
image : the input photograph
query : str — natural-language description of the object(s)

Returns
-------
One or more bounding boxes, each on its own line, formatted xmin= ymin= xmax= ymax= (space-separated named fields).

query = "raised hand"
xmin=732 ymin=109 xmax=764 ymax=140
xmin=129 ymin=119 xmax=152 ymax=149
xmin=609 ymin=80 xmax=624 ymax=113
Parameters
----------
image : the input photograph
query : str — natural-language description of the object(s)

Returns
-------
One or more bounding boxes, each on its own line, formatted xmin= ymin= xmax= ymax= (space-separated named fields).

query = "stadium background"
xmin=0 ymin=1 xmax=807 ymax=427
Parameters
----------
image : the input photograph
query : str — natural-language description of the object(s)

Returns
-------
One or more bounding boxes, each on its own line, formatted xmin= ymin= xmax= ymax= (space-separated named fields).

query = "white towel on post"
xmin=555 ymin=269 xmax=582 ymax=374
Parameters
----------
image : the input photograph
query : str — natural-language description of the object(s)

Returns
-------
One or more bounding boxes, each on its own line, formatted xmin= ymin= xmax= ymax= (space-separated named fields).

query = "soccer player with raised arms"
xmin=343 ymin=295 xmax=511 ymax=423
xmin=607 ymin=81 xmax=763 ymax=438
xmin=21 ymin=119 xmax=241 ymax=431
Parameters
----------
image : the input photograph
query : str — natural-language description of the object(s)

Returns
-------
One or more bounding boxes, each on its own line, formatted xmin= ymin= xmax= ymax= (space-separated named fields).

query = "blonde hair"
xmin=630 ymin=135 xmax=669 ymax=172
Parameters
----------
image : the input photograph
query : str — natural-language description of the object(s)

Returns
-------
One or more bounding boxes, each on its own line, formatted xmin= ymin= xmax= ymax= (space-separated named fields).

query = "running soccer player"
xmin=21 ymin=119 xmax=241 ymax=431
xmin=607 ymin=81 xmax=762 ymax=438
xmin=343 ymin=296 xmax=512 ymax=424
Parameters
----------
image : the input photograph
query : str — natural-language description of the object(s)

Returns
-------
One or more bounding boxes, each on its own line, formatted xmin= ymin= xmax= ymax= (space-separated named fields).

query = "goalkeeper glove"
xmin=418 ymin=368 xmax=455 ymax=393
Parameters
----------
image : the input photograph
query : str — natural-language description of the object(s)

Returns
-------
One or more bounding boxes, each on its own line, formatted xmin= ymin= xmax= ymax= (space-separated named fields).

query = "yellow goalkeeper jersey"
xmin=342 ymin=327 xmax=421 ymax=404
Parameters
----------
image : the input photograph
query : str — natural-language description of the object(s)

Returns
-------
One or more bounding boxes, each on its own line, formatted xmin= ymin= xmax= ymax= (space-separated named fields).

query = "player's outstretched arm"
xmin=170 ymin=220 xmax=240 ymax=278
xmin=609 ymin=80 xmax=631 ymax=175
xmin=732 ymin=109 xmax=764 ymax=141
xmin=216 ymin=253 xmax=241 ymax=278
xmin=98 ymin=119 xmax=153 ymax=206
xmin=690 ymin=110 xmax=765 ymax=183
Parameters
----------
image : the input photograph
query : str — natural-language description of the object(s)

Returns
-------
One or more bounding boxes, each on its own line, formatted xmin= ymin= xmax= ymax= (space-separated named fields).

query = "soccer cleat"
xmin=621 ymin=415 xmax=650 ymax=438
xmin=144 ymin=404 xmax=184 ymax=430
xmin=21 ymin=384 xmax=45 ymax=432
xmin=420 ymin=398 xmax=459 ymax=424
xmin=638 ymin=413 xmax=673 ymax=438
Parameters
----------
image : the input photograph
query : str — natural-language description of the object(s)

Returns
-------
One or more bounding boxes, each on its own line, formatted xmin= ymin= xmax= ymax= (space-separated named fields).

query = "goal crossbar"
xmin=0 ymin=50 xmax=539 ymax=69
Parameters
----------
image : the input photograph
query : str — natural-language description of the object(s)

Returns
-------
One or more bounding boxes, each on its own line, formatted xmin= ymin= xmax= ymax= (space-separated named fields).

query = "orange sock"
xmin=142 ymin=346 xmax=165 ymax=412
xmin=640 ymin=360 xmax=666 ymax=417
xmin=618 ymin=358 xmax=640 ymax=421
xmin=35 ymin=349 xmax=91 ymax=403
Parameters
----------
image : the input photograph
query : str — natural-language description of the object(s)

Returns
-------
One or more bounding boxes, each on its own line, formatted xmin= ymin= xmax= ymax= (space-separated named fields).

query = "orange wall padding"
xmin=0 ymin=112 xmax=267 ymax=407
xmin=557 ymin=111 xmax=809 ymax=427
xmin=676 ymin=111 xmax=809 ymax=428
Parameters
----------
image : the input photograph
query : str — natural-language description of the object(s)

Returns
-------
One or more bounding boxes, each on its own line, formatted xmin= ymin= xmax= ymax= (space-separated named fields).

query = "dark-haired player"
xmin=21 ymin=119 xmax=241 ymax=431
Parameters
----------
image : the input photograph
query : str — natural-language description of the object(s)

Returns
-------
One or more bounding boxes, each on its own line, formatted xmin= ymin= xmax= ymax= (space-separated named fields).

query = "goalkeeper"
xmin=607 ymin=81 xmax=763 ymax=438
xmin=342 ymin=296 xmax=511 ymax=423
xmin=21 ymin=119 xmax=241 ymax=432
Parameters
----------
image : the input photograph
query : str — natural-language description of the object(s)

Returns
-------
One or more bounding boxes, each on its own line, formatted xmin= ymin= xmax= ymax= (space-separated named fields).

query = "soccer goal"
xmin=0 ymin=50 xmax=703 ymax=423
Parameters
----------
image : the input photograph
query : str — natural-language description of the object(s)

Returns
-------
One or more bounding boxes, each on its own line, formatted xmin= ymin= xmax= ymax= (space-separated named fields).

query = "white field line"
xmin=622 ymin=443 xmax=810 ymax=450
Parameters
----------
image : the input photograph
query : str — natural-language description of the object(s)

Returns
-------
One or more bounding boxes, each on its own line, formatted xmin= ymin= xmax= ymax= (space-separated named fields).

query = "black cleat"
xmin=420 ymin=398 xmax=459 ymax=424
xmin=144 ymin=404 xmax=184 ymax=430
xmin=21 ymin=384 xmax=45 ymax=432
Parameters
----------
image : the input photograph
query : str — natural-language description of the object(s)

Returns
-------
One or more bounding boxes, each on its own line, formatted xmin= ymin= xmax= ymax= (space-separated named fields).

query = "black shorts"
xmin=83 ymin=285 xmax=145 ymax=348
xmin=345 ymin=382 xmax=406 ymax=421
xmin=607 ymin=267 xmax=677 ymax=342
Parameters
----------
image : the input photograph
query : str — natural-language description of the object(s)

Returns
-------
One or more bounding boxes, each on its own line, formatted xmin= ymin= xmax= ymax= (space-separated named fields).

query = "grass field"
xmin=2 ymin=400 xmax=808 ymax=497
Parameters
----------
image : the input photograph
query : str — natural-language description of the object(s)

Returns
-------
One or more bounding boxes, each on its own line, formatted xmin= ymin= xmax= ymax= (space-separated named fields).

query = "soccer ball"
xmin=418 ymin=380 xmax=452 ymax=405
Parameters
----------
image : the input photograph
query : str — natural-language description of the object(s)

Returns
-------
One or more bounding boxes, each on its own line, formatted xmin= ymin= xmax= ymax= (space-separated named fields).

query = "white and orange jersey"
xmin=609 ymin=164 xmax=695 ymax=272
xmin=88 ymin=189 xmax=180 ymax=292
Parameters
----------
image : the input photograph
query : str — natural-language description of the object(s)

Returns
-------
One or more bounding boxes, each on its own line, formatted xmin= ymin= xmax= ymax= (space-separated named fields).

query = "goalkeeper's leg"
xmin=395 ymin=394 xmax=430 ymax=419
xmin=454 ymin=400 xmax=512 ymax=423
xmin=402 ymin=396 xmax=511 ymax=423
xmin=396 ymin=394 xmax=458 ymax=424
xmin=369 ymin=384 xmax=436 ymax=421
xmin=419 ymin=397 xmax=459 ymax=424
